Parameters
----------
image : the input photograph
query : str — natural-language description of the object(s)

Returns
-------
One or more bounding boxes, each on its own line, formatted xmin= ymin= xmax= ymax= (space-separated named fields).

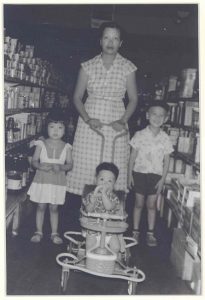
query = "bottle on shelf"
xmin=6 ymin=117 xmax=15 ymax=143
xmin=6 ymin=153 xmax=22 ymax=193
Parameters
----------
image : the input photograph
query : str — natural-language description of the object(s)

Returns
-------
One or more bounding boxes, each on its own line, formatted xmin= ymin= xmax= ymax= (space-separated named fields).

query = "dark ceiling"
xmin=4 ymin=4 xmax=199 ymax=89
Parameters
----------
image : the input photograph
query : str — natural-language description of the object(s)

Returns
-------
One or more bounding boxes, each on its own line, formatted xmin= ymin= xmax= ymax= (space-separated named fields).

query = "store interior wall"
xmin=4 ymin=4 xmax=199 ymax=110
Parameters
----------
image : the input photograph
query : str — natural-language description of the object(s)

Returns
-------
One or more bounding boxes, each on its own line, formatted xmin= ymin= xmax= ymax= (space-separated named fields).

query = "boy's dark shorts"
xmin=132 ymin=172 xmax=161 ymax=195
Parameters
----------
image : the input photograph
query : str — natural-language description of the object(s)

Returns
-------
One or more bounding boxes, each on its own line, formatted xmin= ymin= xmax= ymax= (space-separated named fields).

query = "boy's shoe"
xmin=132 ymin=230 xmax=140 ymax=245
xmin=51 ymin=233 xmax=63 ymax=245
xmin=146 ymin=232 xmax=157 ymax=247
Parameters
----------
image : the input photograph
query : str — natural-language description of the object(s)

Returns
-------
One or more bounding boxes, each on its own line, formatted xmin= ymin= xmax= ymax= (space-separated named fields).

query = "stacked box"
xmin=170 ymin=228 xmax=187 ymax=278
xmin=190 ymin=205 xmax=200 ymax=245
xmin=188 ymin=257 xmax=201 ymax=294
xmin=181 ymin=207 xmax=193 ymax=235
xmin=170 ymin=228 xmax=201 ymax=282
xmin=171 ymin=178 xmax=200 ymax=208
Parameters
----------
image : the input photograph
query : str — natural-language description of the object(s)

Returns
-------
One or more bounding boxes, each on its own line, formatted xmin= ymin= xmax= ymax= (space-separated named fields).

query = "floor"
xmin=6 ymin=192 xmax=194 ymax=295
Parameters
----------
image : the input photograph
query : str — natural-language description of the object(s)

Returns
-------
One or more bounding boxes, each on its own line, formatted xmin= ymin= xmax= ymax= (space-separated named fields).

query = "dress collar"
xmin=99 ymin=52 xmax=120 ymax=68
xmin=146 ymin=125 xmax=162 ymax=137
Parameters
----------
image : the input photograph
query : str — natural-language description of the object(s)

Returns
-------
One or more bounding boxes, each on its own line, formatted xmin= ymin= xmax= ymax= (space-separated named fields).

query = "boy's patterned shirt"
xmin=129 ymin=126 xmax=174 ymax=175
xmin=82 ymin=190 xmax=121 ymax=215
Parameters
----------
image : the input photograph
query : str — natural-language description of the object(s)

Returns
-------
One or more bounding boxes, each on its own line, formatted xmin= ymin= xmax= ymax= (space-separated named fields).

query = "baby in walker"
xmin=81 ymin=162 xmax=125 ymax=258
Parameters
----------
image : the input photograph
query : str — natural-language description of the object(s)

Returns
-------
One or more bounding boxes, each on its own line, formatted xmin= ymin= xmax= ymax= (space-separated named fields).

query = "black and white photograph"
xmin=2 ymin=0 xmax=203 ymax=297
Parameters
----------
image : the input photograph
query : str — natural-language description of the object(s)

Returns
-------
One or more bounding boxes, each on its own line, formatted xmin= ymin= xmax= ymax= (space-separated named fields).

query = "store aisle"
xmin=6 ymin=192 xmax=194 ymax=295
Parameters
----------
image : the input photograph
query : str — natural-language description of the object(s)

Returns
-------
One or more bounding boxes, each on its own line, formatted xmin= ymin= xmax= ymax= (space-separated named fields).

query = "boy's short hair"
xmin=147 ymin=100 xmax=169 ymax=113
xmin=96 ymin=162 xmax=119 ymax=180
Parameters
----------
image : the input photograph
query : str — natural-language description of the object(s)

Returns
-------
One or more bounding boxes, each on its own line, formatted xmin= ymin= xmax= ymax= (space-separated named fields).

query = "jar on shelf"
xmin=6 ymin=154 xmax=22 ymax=192
xmin=179 ymin=68 xmax=197 ymax=98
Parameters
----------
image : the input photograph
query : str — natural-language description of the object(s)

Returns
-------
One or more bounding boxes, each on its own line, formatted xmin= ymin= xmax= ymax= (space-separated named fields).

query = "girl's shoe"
xmin=51 ymin=233 xmax=63 ymax=245
xmin=30 ymin=232 xmax=43 ymax=243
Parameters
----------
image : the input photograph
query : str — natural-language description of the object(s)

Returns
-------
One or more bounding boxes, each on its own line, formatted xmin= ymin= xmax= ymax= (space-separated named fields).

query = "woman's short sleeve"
xmin=124 ymin=60 xmax=137 ymax=76
xmin=81 ymin=60 xmax=90 ymax=75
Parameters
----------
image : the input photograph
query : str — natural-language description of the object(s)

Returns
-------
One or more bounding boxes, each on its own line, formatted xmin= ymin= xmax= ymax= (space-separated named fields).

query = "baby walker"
xmin=56 ymin=123 xmax=145 ymax=295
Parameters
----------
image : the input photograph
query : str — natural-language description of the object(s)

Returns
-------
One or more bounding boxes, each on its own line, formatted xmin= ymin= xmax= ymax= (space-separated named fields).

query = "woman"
xmin=67 ymin=22 xmax=138 ymax=195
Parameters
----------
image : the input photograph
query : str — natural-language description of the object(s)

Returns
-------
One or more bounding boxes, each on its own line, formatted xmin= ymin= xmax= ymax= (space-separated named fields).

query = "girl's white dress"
xmin=28 ymin=140 xmax=72 ymax=205
xmin=67 ymin=53 xmax=137 ymax=195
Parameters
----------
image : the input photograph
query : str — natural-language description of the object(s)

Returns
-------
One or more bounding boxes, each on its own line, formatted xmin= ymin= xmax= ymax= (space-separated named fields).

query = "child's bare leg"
xmin=146 ymin=194 xmax=158 ymax=246
xmin=86 ymin=234 xmax=98 ymax=251
xmin=109 ymin=235 xmax=120 ymax=254
xmin=49 ymin=204 xmax=59 ymax=234
xmin=49 ymin=204 xmax=63 ymax=244
xmin=146 ymin=194 xmax=157 ymax=231
xmin=31 ymin=203 xmax=46 ymax=242
xmin=36 ymin=203 xmax=47 ymax=233
xmin=133 ymin=193 xmax=145 ymax=230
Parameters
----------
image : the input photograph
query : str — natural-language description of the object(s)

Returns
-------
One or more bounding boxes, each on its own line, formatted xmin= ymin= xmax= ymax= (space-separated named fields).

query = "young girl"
xmin=28 ymin=110 xmax=73 ymax=244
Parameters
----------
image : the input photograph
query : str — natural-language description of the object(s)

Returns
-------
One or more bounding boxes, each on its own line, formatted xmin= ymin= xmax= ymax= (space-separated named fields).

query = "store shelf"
xmin=4 ymin=76 xmax=66 ymax=93
xmin=6 ymin=187 xmax=30 ymax=234
xmin=173 ymin=151 xmax=200 ymax=170
xmin=6 ymin=134 xmax=41 ymax=152
xmin=166 ymin=122 xmax=199 ymax=132
xmin=5 ymin=107 xmax=54 ymax=116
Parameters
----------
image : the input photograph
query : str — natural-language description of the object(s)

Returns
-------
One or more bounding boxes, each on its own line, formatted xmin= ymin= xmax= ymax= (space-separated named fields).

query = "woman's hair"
xmin=96 ymin=162 xmax=119 ymax=180
xmin=42 ymin=108 xmax=68 ymax=141
xmin=99 ymin=21 xmax=124 ymax=41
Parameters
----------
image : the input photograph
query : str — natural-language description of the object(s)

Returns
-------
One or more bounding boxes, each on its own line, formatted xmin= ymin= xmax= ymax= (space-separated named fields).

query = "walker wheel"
xmin=128 ymin=281 xmax=137 ymax=295
xmin=61 ymin=270 xmax=70 ymax=294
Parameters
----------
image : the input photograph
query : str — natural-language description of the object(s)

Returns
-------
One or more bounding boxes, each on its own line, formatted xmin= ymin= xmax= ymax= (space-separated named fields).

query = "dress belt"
xmin=88 ymin=94 xmax=121 ymax=102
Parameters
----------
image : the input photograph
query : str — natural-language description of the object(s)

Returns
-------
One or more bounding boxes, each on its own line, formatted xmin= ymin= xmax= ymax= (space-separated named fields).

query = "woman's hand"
xmin=87 ymin=118 xmax=102 ymax=130
xmin=110 ymin=120 xmax=126 ymax=132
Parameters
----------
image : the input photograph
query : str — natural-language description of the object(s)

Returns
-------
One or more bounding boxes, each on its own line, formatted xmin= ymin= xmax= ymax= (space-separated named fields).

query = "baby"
xmin=82 ymin=162 xmax=124 ymax=255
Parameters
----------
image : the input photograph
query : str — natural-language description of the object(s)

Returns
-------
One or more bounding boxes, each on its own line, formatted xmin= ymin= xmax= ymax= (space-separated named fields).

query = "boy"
xmin=128 ymin=101 xmax=173 ymax=246
xmin=82 ymin=162 xmax=124 ymax=255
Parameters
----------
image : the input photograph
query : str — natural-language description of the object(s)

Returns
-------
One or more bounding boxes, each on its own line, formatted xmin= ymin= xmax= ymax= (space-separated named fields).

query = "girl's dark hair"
xmin=42 ymin=108 xmax=68 ymax=141
xmin=99 ymin=21 xmax=124 ymax=41
xmin=96 ymin=162 xmax=119 ymax=180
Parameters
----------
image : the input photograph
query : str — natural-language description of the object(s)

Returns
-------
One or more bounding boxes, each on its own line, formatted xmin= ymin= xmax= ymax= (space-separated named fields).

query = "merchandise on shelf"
xmin=5 ymin=152 xmax=29 ymax=193
xmin=179 ymin=68 xmax=197 ymax=99
xmin=4 ymin=33 xmax=65 ymax=88
xmin=183 ymin=101 xmax=199 ymax=127
xmin=5 ymin=113 xmax=46 ymax=145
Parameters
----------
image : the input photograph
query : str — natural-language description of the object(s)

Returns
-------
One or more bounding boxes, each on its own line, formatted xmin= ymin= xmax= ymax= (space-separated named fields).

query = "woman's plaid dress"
xmin=67 ymin=53 xmax=137 ymax=195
